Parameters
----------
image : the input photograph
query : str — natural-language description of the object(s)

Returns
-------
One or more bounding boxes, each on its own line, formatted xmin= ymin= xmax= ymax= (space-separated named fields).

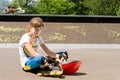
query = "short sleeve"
xmin=19 ymin=34 xmax=30 ymax=47
xmin=37 ymin=36 xmax=44 ymax=45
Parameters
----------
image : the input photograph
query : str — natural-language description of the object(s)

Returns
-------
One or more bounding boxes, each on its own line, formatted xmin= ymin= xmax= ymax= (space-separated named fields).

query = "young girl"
xmin=19 ymin=17 xmax=63 ymax=72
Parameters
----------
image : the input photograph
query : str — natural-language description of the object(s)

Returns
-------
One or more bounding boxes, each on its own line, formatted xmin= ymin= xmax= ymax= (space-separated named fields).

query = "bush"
xmin=116 ymin=6 xmax=120 ymax=16
xmin=35 ymin=0 xmax=76 ymax=15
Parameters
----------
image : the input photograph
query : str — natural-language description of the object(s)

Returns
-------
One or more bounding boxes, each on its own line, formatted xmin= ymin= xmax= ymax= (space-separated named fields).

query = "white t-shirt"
xmin=19 ymin=33 xmax=44 ymax=67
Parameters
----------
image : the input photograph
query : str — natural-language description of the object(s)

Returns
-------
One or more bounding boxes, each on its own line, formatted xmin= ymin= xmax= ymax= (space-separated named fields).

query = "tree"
xmin=84 ymin=0 xmax=120 ymax=15
xmin=9 ymin=0 xmax=120 ymax=16
xmin=116 ymin=6 xmax=120 ymax=16
xmin=69 ymin=0 xmax=88 ymax=15
xmin=19 ymin=0 xmax=37 ymax=14
xmin=35 ymin=0 xmax=76 ymax=15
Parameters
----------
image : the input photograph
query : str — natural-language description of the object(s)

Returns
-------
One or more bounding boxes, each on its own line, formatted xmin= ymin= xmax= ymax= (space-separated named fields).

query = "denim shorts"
xmin=25 ymin=55 xmax=43 ymax=70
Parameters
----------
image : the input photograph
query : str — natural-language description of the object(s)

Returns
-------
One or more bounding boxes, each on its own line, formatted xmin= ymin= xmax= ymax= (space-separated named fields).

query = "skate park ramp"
xmin=0 ymin=22 xmax=120 ymax=44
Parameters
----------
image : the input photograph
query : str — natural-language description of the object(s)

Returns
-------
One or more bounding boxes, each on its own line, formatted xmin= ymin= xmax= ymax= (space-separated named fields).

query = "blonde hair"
xmin=27 ymin=17 xmax=44 ymax=32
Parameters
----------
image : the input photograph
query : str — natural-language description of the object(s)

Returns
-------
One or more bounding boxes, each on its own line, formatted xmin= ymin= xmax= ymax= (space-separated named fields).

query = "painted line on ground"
xmin=0 ymin=43 xmax=120 ymax=49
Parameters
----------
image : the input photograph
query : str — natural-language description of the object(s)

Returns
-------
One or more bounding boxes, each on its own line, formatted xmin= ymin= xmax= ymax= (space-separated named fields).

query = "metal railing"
xmin=0 ymin=14 xmax=120 ymax=23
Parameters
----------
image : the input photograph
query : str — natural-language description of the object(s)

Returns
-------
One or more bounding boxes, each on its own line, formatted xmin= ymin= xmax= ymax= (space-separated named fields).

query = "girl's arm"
xmin=24 ymin=42 xmax=39 ymax=57
xmin=40 ymin=44 xmax=59 ymax=59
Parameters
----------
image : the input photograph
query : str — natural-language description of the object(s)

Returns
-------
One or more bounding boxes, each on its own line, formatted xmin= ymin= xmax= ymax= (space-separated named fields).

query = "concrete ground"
xmin=0 ymin=48 xmax=120 ymax=80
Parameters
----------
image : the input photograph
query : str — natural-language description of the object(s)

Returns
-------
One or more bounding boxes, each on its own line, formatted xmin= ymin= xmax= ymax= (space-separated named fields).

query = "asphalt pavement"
xmin=0 ymin=48 xmax=120 ymax=80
